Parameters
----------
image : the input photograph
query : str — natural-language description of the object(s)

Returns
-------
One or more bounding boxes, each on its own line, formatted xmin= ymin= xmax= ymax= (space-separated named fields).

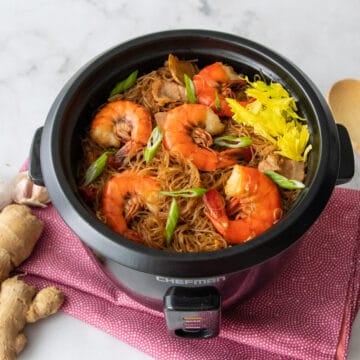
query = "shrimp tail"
xmin=203 ymin=189 xmax=229 ymax=233
xmin=113 ymin=140 xmax=142 ymax=165
xmin=115 ymin=141 xmax=133 ymax=159
xmin=218 ymin=147 xmax=253 ymax=166
xmin=203 ymin=189 xmax=253 ymax=244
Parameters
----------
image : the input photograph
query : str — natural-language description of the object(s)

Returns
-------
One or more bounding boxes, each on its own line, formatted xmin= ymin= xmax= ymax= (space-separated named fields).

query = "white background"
xmin=0 ymin=0 xmax=359 ymax=359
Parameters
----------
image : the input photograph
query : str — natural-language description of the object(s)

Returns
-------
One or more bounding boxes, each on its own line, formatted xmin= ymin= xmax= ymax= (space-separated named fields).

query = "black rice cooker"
xmin=29 ymin=30 xmax=354 ymax=338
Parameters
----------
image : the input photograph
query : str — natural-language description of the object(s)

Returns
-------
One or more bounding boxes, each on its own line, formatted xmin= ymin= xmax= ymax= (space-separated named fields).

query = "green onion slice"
xmin=83 ymin=151 xmax=110 ymax=186
xmin=144 ymin=126 xmax=164 ymax=163
xmin=160 ymin=187 xmax=208 ymax=198
xmin=264 ymin=171 xmax=305 ymax=190
xmin=109 ymin=70 xmax=138 ymax=97
xmin=165 ymin=198 xmax=179 ymax=246
xmin=213 ymin=135 xmax=252 ymax=149
xmin=184 ymin=73 xmax=197 ymax=104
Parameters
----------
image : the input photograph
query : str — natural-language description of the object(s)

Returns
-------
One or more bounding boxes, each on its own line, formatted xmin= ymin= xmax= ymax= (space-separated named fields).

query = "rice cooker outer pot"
xmin=37 ymin=30 xmax=342 ymax=279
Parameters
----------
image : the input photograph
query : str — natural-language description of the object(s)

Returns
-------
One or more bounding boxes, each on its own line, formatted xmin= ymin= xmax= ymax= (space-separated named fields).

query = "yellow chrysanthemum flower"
xmin=226 ymin=80 xmax=311 ymax=161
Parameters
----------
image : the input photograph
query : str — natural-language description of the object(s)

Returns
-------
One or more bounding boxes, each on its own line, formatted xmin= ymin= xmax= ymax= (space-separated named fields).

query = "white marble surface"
xmin=1 ymin=0 xmax=359 ymax=359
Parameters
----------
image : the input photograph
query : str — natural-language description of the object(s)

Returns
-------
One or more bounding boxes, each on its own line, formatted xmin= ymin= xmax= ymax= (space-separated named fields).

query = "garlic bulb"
xmin=12 ymin=171 xmax=51 ymax=207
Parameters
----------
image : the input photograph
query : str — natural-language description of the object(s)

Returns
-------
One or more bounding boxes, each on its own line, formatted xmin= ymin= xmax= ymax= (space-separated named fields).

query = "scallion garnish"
xmin=109 ymin=70 xmax=138 ymax=97
xmin=83 ymin=151 xmax=110 ymax=186
xmin=184 ymin=73 xmax=197 ymax=104
xmin=165 ymin=198 xmax=179 ymax=246
xmin=160 ymin=187 xmax=208 ymax=198
xmin=144 ymin=126 xmax=163 ymax=164
xmin=213 ymin=135 xmax=252 ymax=149
xmin=264 ymin=171 xmax=305 ymax=190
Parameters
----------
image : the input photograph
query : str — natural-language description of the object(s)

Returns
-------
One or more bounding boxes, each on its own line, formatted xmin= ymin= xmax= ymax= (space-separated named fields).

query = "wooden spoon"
xmin=327 ymin=79 xmax=360 ymax=154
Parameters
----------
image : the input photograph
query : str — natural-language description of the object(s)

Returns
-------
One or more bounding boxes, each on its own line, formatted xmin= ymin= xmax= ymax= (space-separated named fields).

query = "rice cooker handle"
xmin=336 ymin=124 xmax=355 ymax=185
xmin=29 ymin=127 xmax=45 ymax=186
xmin=163 ymin=286 xmax=221 ymax=339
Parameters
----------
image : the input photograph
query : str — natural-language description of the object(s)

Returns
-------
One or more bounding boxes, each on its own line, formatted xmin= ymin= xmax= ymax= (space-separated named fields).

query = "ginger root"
xmin=0 ymin=204 xmax=65 ymax=359
xmin=0 ymin=204 xmax=44 ymax=282
xmin=0 ymin=276 xmax=64 ymax=359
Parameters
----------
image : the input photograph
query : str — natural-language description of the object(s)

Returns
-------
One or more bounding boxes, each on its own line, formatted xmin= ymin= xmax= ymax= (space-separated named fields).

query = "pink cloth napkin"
xmin=18 ymin=187 xmax=360 ymax=360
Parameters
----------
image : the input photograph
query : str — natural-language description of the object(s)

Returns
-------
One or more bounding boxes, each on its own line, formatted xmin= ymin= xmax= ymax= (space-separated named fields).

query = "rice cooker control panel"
xmin=163 ymin=286 xmax=221 ymax=338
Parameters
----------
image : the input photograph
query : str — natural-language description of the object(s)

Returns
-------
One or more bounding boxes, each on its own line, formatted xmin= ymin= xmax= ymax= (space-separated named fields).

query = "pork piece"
xmin=258 ymin=154 xmax=305 ymax=182
xmin=154 ymin=112 xmax=166 ymax=128
xmin=152 ymin=79 xmax=187 ymax=105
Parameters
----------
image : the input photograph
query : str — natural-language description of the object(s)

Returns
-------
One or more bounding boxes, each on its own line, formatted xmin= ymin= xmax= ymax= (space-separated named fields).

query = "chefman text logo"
xmin=155 ymin=276 xmax=226 ymax=285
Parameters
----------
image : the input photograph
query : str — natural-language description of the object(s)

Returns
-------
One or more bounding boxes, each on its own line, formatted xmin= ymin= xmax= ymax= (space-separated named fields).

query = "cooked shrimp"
xmin=162 ymin=104 xmax=251 ymax=171
xmin=193 ymin=62 xmax=248 ymax=117
xmin=90 ymin=100 xmax=152 ymax=158
xmin=102 ymin=170 xmax=161 ymax=242
xmin=203 ymin=165 xmax=282 ymax=244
